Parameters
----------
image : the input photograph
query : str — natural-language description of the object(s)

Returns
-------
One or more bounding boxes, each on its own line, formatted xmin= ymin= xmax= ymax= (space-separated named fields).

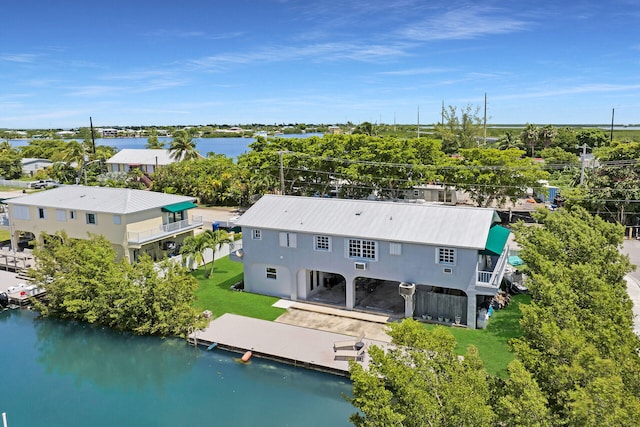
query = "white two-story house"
xmin=3 ymin=186 xmax=203 ymax=262
xmin=231 ymin=195 xmax=510 ymax=328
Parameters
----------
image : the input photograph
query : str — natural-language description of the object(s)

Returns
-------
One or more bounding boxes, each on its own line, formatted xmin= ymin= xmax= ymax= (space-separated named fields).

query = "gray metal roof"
xmin=5 ymin=186 xmax=196 ymax=215
xmin=235 ymin=195 xmax=500 ymax=249
xmin=106 ymin=149 xmax=178 ymax=165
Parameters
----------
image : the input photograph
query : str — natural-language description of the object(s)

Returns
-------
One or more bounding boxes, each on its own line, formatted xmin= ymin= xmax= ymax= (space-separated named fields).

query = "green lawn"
xmin=191 ymin=256 xmax=286 ymax=321
xmin=192 ymin=257 xmax=530 ymax=377
xmin=422 ymin=293 xmax=531 ymax=378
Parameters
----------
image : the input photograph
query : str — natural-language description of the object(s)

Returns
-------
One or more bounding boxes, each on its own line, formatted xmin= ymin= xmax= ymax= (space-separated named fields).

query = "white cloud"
xmin=0 ymin=53 xmax=39 ymax=63
xmin=399 ymin=4 xmax=529 ymax=41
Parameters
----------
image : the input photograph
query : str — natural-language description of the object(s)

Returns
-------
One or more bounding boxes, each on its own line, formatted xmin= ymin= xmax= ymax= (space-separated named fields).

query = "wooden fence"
xmin=414 ymin=290 xmax=468 ymax=325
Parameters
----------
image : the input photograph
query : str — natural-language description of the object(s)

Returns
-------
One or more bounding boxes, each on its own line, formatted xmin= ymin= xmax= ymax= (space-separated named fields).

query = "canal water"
xmin=0 ymin=309 xmax=354 ymax=427
xmin=10 ymin=133 xmax=324 ymax=161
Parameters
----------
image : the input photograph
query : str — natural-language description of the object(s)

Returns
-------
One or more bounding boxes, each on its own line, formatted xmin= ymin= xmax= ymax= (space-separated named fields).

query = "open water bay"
xmin=0 ymin=310 xmax=354 ymax=427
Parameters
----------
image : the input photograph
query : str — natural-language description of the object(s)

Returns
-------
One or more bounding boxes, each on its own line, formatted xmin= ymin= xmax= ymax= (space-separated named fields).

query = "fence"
xmin=0 ymin=179 xmax=30 ymax=189
xmin=414 ymin=290 xmax=468 ymax=325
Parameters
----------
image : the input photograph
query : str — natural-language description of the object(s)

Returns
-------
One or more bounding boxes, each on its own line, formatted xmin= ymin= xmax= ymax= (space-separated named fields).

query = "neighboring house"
xmin=100 ymin=128 xmax=118 ymax=137
xmin=21 ymin=158 xmax=53 ymax=176
xmin=403 ymin=184 xmax=458 ymax=205
xmin=2 ymin=186 xmax=203 ymax=262
xmin=105 ymin=149 xmax=182 ymax=174
xmin=231 ymin=195 xmax=510 ymax=329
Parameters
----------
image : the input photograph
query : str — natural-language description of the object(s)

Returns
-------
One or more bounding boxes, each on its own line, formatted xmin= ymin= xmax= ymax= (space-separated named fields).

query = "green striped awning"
xmin=482 ymin=224 xmax=510 ymax=256
xmin=161 ymin=201 xmax=197 ymax=213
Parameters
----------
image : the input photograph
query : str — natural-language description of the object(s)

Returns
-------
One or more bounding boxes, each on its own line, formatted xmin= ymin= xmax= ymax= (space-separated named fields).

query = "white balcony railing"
xmin=128 ymin=215 xmax=203 ymax=243
xmin=477 ymin=245 xmax=509 ymax=288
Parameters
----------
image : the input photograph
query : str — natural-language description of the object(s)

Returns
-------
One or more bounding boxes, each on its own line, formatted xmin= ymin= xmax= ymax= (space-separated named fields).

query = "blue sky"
xmin=1 ymin=0 xmax=639 ymax=129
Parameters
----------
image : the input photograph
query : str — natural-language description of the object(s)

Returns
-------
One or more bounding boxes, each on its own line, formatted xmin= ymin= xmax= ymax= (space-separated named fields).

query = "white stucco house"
xmin=2 ymin=186 xmax=203 ymax=262
xmin=231 ymin=195 xmax=511 ymax=328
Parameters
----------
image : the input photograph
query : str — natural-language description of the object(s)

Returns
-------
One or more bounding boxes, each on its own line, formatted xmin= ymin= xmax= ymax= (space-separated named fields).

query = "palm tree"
xmin=200 ymin=229 xmax=232 ymax=278
xmin=179 ymin=234 xmax=204 ymax=271
xmin=169 ymin=130 xmax=199 ymax=161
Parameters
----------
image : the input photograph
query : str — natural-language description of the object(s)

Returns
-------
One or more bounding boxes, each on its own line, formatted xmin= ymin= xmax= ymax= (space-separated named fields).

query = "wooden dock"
xmin=188 ymin=313 xmax=387 ymax=376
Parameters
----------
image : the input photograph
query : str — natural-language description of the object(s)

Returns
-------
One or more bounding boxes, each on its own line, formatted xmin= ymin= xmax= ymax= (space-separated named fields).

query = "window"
xmin=413 ymin=189 xmax=420 ymax=197
xmin=314 ymin=235 xmax=331 ymax=252
xmin=266 ymin=267 xmax=277 ymax=279
xmin=279 ymin=232 xmax=297 ymax=248
xmin=348 ymin=238 xmax=377 ymax=260
xmin=55 ymin=209 xmax=66 ymax=222
xmin=113 ymin=215 xmax=121 ymax=225
xmin=437 ymin=247 xmax=456 ymax=265
xmin=38 ymin=208 xmax=46 ymax=219
xmin=13 ymin=206 xmax=30 ymax=220
xmin=252 ymin=229 xmax=262 ymax=240
xmin=390 ymin=242 xmax=402 ymax=256
xmin=70 ymin=211 xmax=76 ymax=220
xmin=86 ymin=213 xmax=97 ymax=225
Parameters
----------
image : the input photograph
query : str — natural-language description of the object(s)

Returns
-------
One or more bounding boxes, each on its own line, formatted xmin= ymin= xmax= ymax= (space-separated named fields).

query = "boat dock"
xmin=188 ymin=313 xmax=388 ymax=376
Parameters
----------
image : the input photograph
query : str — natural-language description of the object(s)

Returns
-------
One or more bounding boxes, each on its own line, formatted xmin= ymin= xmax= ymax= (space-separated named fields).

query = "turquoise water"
xmin=0 ymin=310 xmax=354 ymax=427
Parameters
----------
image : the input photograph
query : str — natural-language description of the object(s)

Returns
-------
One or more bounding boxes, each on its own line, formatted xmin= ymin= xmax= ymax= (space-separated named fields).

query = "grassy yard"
xmin=191 ymin=256 xmax=286 ymax=321
xmin=422 ymin=293 xmax=531 ymax=378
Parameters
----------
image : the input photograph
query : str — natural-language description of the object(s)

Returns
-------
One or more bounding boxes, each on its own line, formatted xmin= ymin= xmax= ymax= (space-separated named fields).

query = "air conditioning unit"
xmin=398 ymin=282 xmax=416 ymax=296
xmin=354 ymin=262 xmax=367 ymax=271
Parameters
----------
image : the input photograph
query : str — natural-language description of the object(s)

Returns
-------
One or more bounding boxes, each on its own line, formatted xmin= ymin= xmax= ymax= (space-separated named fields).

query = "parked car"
xmin=30 ymin=180 xmax=60 ymax=189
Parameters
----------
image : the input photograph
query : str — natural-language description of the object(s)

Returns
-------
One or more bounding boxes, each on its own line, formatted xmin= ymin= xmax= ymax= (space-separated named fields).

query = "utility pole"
xmin=579 ymin=143 xmax=589 ymax=186
xmin=417 ymin=106 xmax=420 ymax=138
xmin=483 ymin=93 xmax=487 ymax=146
xmin=610 ymin=108 xmax=615 ymax=143
xmin=89 ymin=116 xmax=96 ymax=154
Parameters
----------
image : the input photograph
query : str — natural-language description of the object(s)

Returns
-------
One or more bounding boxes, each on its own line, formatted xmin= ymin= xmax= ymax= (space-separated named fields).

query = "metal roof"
xmin=5 ymin=186 xmax=197 ymax=215
xmin=235 ymin=195 xmax=502 ymax=249
xmin=105 ymin=149 xmax=178 ymax=165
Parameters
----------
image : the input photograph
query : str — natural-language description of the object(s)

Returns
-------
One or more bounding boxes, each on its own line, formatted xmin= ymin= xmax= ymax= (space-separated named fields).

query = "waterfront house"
xmin=231 ymin=195 xmax=510 ymax=328
xmin=106 ymin=149 xmax=183 ymax=174
xmin=2 ymin=186 xmax=203 ymax=262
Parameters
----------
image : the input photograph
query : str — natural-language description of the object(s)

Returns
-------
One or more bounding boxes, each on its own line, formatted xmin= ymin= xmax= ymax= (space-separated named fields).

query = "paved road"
xmin=621 ymin=240 xmax=640 ymax=336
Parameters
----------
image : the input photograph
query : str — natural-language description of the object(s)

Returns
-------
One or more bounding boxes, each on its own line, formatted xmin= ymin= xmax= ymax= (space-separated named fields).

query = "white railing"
xmin=477 ymin=246 xmax=509 ymax=288
xmin=127 ymin=215 xmax=203 ymax=243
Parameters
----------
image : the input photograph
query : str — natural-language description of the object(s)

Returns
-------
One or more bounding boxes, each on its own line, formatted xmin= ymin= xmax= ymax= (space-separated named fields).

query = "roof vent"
xmin=355 ymin=211 xmax=362 ymax=216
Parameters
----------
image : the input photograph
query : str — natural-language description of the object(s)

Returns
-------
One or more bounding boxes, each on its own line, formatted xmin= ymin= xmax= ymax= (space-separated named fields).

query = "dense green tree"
xmin=495 ymin=359 xmax=554 ymax=427
xmin=443 ymin=148 xmax=548 ymax=207
xmin=511 ymin=207 xmax=640 ymax=425
xmin=349 ymin=319 xmax=495 ymax=427
xmin=152 ymin=156 xmax=245 ymax=205
xmin=18 ymin=139 xmax=68 ymax=159
xmin=0 ymin=143 xmax=23 ymax=178
xmin=145 ymin=128 xmax=165 ymax=149
xmin=30 ymin=232 xmax=202 ymax=336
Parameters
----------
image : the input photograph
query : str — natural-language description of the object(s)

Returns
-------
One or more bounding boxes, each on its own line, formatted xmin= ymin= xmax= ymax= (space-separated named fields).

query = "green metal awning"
xmin=161 ymin=201 xmax=197 ymax=213
xmin=482 ymin=224 xmax=510 ymax=256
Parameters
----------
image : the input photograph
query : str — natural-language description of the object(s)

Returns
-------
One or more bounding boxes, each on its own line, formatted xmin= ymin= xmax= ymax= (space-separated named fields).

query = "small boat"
xmin=206 ymin=342 xmax=218 ymax=351
xmin=241 ymin=351 xmax=252 ymax=362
